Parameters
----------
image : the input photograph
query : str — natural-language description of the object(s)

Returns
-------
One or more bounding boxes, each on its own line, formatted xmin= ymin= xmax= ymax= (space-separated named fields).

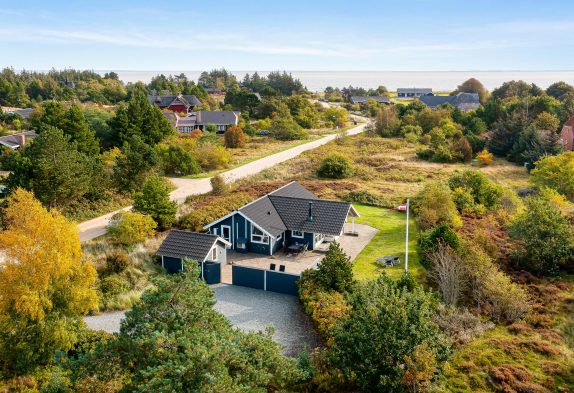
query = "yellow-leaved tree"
xmin=0 ymin=188 xmax=98 ymax=375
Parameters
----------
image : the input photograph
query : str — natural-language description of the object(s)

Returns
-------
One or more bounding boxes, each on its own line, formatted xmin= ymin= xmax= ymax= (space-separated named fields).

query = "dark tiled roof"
xmin=156 ymin=230 xmax=220 ymax=261
xmin=148 ymin=94 xmax=202 ymax=108
xmin=350 ymin=96 xmax=390 ymax=104
xmin=397 ymin=88 xmax=432 ymax=94
xmin=270 ymin=181 xmax=318 ymax=199
xmin=236 ymin=182 xmax=350 ymax=236
xmin=0 ymin=131 xmax=38 ymax=149
xmin=240 ymin=196 xmax=287 ymax=237
xmin=269 ymin=196 xmax=352 ymax=236
xmin=194 ymin=111 xmax=239 ymax=125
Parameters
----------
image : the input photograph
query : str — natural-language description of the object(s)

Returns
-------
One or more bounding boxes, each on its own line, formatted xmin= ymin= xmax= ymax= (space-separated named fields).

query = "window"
xmin=292 ymin=230 xmax=304 ymax=238
xmin=314 ymin=233 xmax=324 ymax=242
xmin=276 ymin=233 xmax=283 ymax=240
xmin=221 ymin=225 xmax=231 ymax=242
xmin=251 ymin=226 xmax=269 ymax=244
xmin=211 ymin=247 xmax=217 ymax=261
xmin=217 ymin=125 xmax=226 ymax=132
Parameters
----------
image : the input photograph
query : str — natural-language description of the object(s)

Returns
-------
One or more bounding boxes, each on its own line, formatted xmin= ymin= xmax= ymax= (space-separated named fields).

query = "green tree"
xmin=328 ymin=274 xmax=450 ymax=392
xmin=109 ymin=92 xmax=173 ymax=147
xmin=546 ymin=81 xmax=574 ymax=100
xmin=317 ymin=153 xmax=354 ymax=179
xmin=62 ymin=104 xmax=100 ymax=155
xmin=0 ymin=189 xmax=98 ymax=375
xmin=156 ymin=143 xmax=201 ymax=176
xmin=113 ymin=135 xmax=159 ymax=192
xmin=133 ymin=175 xmax=177 ymax=229
xmin=269 ymin=114 xmax=308 ymax=140
xmin=7 ymin=127 xmax=100 ymax=210
xmin=414 ymin=182 xmax=461 ymax=230
xmin=448 ymin=170 xmax=503 ymax=210
xmin=70 ymin=272 xmax=304 ymax=391
xmin=316 ymin=242 xmax=354 ymax=293
xmin=530 ymin=151 xmax=574 ymax=197
xmin=509 ymin=196 xmax=574 ymax=275
xmin=533 ymin=111 xmax=561 ymax=131
xmin=452 ymin=78 xmax=488 ymax=103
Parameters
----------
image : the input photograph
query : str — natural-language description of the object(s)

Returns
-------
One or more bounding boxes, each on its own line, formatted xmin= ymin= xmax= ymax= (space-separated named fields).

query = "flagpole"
xmin=405 ymin=198 xmax=410 ymax=273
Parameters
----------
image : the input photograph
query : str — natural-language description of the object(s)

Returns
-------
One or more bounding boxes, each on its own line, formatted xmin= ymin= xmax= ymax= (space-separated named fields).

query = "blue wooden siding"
xmin=162 ymin=257 xmax=221 ymax=284
xmin=210 ymin=213 xmax=271 ymax=255
xmin=285 ymin=230 xmax=315 ymax=250
xmin=163 ymin=256 xmax=183 ymax=273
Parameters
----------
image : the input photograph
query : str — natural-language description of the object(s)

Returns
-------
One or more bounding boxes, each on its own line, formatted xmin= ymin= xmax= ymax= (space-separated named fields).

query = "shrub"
xmin=343 ymin=190 xmax=385 ymax=207
xmin=328 ymin=274 xmax=450 ymax=392
xmin=190 ymin=129 xmax=203 ymax=138
xmin=106 ymin=252 xmax=131 ymax=274
xmin=508 ymin=195 xmax=574 ymax=275
xmin=210 ymin=175 xmax=228 ymax=195
xmin=269 ymin=116 xmax=309 ymax=140
xmin=108 ymin=211 xmax=157 ymax=247
xmin=451 ymin=137 xmax=473 ymax=162
xmin=530 ymin=151 xmax=574 ymax=197
xmin=156 ymin=143 xmax=201 ymax=176
xmin=133 ymin=175 xmax=178 ymax=230
xmin=205 ymin=123 xmax=217 ymax=133
xmin=317 ymin=153 xmax=354 ymax=179
xmin=418 ymin=224 xmax=461 ymax=269
xmin=195 ymin=143 xmax=232 ymax=170
xmin=223 ymin=125 xmax=245 ymax=148
xmin=462 ymin=240 xmax=530 ymax=322
xmin=433 ymin=305 xmax=494 ymax=346
xmin=413 ymin=182 xmax=461 ymax=231
xmin=448 ymin=170 xmax=503 ymax=211
xmin=99 ymin=274 xmax=130 ymax=297
xmin=316 ymin=242 xmax=354 ymax=293
xmin=476 ymin=149 xmax=494 ymax=166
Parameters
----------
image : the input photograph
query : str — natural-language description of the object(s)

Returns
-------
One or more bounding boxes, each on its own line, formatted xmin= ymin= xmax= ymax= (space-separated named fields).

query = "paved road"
xmin=83 ymin=284 xmax=321 ymax=356
xmin=78 ymin=121 xmax=366 ymax=241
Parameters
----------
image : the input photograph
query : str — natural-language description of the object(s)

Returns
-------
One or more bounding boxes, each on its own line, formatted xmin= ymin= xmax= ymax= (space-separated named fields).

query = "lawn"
xmin=352 ymin=204 xmax=423 ymax=281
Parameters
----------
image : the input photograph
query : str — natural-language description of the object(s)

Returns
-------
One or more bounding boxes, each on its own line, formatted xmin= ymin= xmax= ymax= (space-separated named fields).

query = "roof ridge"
xmin=268 ymin=194 xmax=351 ymax=204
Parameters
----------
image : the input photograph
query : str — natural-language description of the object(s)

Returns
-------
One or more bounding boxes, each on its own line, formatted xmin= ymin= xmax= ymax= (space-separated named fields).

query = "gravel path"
xmin=78 ymin=120 xmax=366 ymax=241
xmin=84 ymin=284 xmax=320 ymax=356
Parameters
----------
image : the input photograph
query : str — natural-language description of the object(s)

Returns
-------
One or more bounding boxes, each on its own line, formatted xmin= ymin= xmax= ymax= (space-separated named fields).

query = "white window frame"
xmin=251 ymin=225 xmax=269 ymax=244
xmin=211 ymin=247 xmax=217 ymax=261
xmin=276 ymin=233 xmax=283 ymax=241
xmin=314 ymin=233 xmax=324 ymax=242
xmin=217 ymin=124 xmax=226 ymax=132
xmin=292 ymin=230 xmax=304 ymax=239
xmin=221 ymin=225 xmax=231 ymax=243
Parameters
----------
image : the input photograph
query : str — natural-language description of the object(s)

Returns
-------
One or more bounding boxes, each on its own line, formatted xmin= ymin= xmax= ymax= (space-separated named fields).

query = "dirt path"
xmin=78 ymin=121 xmax=366 ymax=242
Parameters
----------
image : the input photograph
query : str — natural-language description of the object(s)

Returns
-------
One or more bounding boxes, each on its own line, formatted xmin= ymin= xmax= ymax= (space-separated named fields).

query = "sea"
xmin=104 ymin=70 xmax=574 ymax=92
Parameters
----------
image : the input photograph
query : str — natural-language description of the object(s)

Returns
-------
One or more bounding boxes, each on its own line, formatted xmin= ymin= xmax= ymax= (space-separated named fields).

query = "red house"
xmin=147 ymin=91 xmax=202 ymax=114
xmin=560 ymin=117 xmax=574 ymax=151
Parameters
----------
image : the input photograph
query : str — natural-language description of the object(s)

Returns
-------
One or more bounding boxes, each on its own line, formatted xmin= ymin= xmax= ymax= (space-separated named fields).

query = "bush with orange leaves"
xmin=477 ymin=149 xmax=494 ymax=166
xmin=224 ymin=125 xmax=245 ymax=148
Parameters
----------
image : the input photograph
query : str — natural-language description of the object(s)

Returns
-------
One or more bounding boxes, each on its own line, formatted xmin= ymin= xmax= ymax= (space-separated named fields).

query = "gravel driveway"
xmin=84 ymin=284 xmax=320 ymax=356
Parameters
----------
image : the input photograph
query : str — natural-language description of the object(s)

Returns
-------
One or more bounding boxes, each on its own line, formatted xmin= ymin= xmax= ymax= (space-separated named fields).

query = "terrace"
xmin=221 ymin=223 xmax=378 ymax=284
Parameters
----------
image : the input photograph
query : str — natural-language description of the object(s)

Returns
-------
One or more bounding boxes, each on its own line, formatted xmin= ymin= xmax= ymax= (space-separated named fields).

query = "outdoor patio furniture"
xmin=270 ymin=263 xmax=276 ymax=271
xmin=279 ymin=265 xmax=286 ymax=272
xmin=376 ymin=256 xmax=396 ymax=268
xmin=287 ymin=243 xmax=305 ymax=253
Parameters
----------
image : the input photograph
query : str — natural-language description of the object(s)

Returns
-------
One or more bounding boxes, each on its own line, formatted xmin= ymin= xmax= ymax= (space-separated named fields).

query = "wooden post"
xmin=352 ymin=217 xmax=356 ymax=234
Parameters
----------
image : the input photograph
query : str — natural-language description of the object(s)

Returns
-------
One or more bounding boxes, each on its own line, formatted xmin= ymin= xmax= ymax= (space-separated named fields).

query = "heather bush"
xmin=317 ymin=153 xmax=354 ymax=179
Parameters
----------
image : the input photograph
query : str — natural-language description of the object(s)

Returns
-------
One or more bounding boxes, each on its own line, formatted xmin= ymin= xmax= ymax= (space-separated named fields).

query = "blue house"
xmin=204 ymin=182 xmax=359 ymax=256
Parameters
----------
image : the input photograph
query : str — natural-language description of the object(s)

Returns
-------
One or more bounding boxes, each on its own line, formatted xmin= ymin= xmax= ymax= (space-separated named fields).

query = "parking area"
xmin=84 ymin=283 xmax=320 ymax=356
xmin=212 ymin=284 xmax=320 ymax=355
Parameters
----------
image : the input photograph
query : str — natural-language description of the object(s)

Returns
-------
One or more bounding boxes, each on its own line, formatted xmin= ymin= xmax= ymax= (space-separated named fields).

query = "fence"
xmin=231 ymin=264 xmax=300 ymax=295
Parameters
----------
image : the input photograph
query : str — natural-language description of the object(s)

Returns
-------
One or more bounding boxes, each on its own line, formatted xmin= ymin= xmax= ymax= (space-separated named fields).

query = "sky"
xmin=1 ymin=0 xmax=574 ymax=71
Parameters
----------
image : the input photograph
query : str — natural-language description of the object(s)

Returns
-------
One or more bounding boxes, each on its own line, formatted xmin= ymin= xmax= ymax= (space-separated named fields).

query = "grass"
xmin=352 ymin=204 xmax=422 ymax=281
xmin=185 ymin=124 xmax=357 ymax=179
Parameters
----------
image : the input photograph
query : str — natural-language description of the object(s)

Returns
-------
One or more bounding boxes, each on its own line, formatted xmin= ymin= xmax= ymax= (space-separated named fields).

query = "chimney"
xmin=307 ymin=202 xmax=313 ymax=222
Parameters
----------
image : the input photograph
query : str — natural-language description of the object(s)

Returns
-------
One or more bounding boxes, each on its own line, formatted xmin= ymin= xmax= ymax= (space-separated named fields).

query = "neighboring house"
xmin=162 ymin=111 xmax=240 ymax=134
xmin=2 ymin=107 xmax=33 ymax=119
xmin=419 ymin=92 xmax=481 ymax=112
xmin=192 ymin=111 xmax=240 ymax=134
xmin=0 ymin=130 xmax=37 ymax=150
xmin=156 ymin=231 xmax=231 ymax=277
xmin=397 ymin=88 xmax=433 ymax=98
xmin=204 ymin=87 xmax=223 ymax=95
xmin=148 ymin=91 xmax=202 ymax=113
xmin=560 ymin=117 xmax=574 ymax=151
xmin=349 ymin=96 xmax=390 ymax=105
xmin=204 ymin=181 xmax=359 ymax=256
